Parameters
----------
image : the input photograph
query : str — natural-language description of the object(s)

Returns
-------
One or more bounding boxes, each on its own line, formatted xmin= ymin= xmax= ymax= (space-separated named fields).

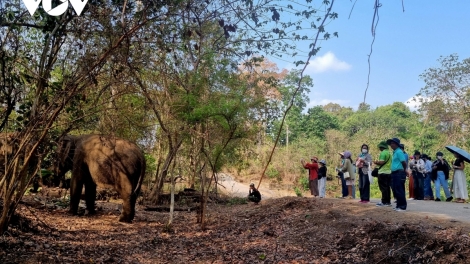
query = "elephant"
xmin=55 ymin=134 xmax=146 ymax=222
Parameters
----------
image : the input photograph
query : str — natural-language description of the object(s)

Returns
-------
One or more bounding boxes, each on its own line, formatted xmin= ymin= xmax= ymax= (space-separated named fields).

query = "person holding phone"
xmin=301 ymin=157 xmax=319 ymax=197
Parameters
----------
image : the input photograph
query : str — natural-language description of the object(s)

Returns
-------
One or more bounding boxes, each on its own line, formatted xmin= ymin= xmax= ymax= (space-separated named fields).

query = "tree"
xmin=323 ymin=103 xmax=354 ymax=122
xmin=270 ymin=69 xmax=313 ymax=144
xmin=0 ymin=0 xmax=341 ymax=232
xmin=300 ymin=106 xmax=339 ymax=140
xmin=0 ymin=0 xmax=177 ymax=233
xmin=417 ymin=54 xmax=470 ymax=145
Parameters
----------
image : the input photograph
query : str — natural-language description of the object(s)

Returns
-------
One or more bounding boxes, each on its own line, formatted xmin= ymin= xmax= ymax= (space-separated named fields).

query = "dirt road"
xmin=217 ymin=173 xmax=295 ymax=199
xmin=218 ymin=173 xmax=470 ymax=223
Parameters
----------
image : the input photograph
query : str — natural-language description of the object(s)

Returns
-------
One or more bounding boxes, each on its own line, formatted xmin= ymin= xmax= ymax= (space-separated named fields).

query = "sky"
xmin=273 ymin=0 xmax=470 ymax=111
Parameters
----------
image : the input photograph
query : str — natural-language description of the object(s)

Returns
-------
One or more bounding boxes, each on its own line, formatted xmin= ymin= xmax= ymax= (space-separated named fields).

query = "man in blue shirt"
xmin=387 ymin=138 xmax=408 ymax=211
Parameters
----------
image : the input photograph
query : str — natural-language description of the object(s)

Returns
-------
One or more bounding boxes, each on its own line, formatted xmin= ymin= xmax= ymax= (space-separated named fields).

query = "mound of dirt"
xmin=1 ymin=196 xmax=469 ymax=263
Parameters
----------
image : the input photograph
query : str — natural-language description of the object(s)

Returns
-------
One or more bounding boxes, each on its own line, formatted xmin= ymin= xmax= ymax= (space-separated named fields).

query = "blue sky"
xmin=274 ymin=0 xmax=470 ymax=110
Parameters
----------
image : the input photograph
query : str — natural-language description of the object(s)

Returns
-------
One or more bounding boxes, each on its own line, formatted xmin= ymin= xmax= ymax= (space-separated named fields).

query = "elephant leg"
xmin=84 ymin=180 xmax=97 ymax=214
xmin=69 ymin=176 xmax=83 ymax=215
xmin=118 ymin=193 xmax=132 ymax=222
xmin=118 ymin=183 xmax=138 ymax=223
xmin=129 ymin=193 xmax=138 ymax=221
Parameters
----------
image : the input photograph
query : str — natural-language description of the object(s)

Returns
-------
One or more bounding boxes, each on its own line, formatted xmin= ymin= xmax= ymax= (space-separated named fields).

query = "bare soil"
xmin=1 ymin=192 xmax=470 ymax=264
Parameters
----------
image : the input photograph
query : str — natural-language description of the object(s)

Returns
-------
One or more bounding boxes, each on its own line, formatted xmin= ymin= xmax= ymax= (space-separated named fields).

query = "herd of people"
xmin=300 ymin=137 xmax=469 ymax=211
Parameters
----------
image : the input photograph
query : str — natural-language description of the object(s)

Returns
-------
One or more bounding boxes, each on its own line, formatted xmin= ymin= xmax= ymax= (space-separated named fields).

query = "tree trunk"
xmin=168 ymin=159 xmax=176 ymax=226
xmin=148 ymin=137 xmax=183 ymax=204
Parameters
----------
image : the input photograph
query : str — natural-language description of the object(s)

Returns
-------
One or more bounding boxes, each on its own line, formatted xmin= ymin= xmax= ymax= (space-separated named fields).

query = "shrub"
xmin=266 ymin=166 xmax=281 ymax=182
xmin=299 ymin=175 xmax=309 ymax=191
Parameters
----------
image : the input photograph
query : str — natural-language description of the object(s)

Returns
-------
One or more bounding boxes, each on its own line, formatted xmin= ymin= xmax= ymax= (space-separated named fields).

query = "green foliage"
xmin=144 ymin=154 xmax=157 ymax=177
xmin=294 ymin=187 xmax=303 ymax=197
xmin=341 ymin=102 xmax=416 ymax=140
xmin=417 ymin=54 xmax=470 ymax=144
xmin=369 ymin=180 xmax=382 ymax=199
xmin=299 ymin=176 xmax=309 ymax=191
xmin=266 ymin=166 xmax=281 ymax=182
xmin=301 ymin=106 xmax=339 ymax=139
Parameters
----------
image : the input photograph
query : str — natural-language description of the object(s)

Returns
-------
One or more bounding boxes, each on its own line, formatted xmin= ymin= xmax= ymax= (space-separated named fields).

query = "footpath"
xmin=218 ymin=172 xmax=470 ymax=223
xmin=369 ymin=198 xmax=470 ymax=223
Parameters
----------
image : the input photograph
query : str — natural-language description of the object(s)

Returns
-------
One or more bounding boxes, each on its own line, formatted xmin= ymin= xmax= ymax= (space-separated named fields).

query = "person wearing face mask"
xmin=356 ymin=144 xmax=372 ymax=203
xmin=431 ymin=151 xmax=453 ymax=202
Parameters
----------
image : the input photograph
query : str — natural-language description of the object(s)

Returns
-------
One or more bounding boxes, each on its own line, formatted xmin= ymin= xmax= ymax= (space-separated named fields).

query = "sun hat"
xmin=386 ymin=138 xmax=401 ymax=145
xmin=377 ymin=141 xmax=388 ymax=149
xmin=343 ymin=151 xmax=352 ymax=159
xmin=319 ymin=159 xmax=326 ymax=165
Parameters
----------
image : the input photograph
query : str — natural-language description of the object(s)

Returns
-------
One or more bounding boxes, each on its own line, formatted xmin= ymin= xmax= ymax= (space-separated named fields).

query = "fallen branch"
xmin=376 ymin=240 xmax=413 ymax=264
xmin=144 ymin=205 xmax=200 ymax=212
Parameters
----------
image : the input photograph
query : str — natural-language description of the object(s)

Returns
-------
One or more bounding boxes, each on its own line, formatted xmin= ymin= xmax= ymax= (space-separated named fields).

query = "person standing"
xmin=374 ymin=141 xmax=392 ymax=207
xmin=356 ymin=144 xmax=372 ymax=203
xmin=336 ymin=153 xmax=348 ymax=198
xmin=400 ymin=144 xmax=414 ymax=200
xmin=387 ymin=138 xmax=407 ymax=211
xmin=318 ymin=159 xmax=328 ymax=198
xmin=338 ymin=151 xmax=355 ymax=199
xmin=422 ymin=154 xmax=434 ymax=200
xmin=431 ymin=151 xmax=453 ymax=202
xmin=301 ymin=157 xmax=319 ymax=197
xmin=451 ymin=153 xmax=468 ymax=203
xmin=409 ymin=151 xmax=426 ymax=200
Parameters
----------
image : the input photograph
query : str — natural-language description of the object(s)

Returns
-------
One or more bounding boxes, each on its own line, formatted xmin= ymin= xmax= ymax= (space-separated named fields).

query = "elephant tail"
xmin=133 ymin=155 xmax=146 ymax=196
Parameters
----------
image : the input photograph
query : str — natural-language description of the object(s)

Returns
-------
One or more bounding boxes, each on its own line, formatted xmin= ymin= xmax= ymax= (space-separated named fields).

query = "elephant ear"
xmin=59 ymin=135 xmax=74 ymax=165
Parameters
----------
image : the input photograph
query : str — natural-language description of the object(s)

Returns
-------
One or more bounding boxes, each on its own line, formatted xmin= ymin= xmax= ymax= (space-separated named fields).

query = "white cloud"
xmin=405 ymin=96 xmax=428 ymax=111
xmin=306 ymin=52 xmax=352 ymax=73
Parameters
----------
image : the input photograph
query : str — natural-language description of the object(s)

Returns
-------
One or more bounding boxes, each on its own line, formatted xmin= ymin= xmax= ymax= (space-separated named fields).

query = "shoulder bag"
xmin=372 ymin=154 xmax=390 ymax=177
